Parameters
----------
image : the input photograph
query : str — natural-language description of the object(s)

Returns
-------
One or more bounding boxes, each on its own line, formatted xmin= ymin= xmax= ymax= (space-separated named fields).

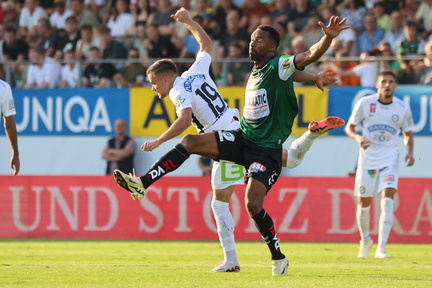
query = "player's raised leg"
xmin=285 ymin=116 xmax=345 ymax=168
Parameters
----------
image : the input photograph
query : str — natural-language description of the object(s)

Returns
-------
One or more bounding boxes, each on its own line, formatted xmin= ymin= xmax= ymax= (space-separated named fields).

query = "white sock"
xmin=286 ymin=131 xmax=319 ymax=168
xmin=378 ymin=198 xmax=394 ymax=249
xmin=211 ymin=199 xmax=238 ymax=264
xmin=356 ymin=205 xmax=371 ymax=242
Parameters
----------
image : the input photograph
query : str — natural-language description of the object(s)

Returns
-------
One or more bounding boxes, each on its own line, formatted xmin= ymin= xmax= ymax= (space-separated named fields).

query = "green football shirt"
xmin=240 ymin=55 xmax=299 ymax=148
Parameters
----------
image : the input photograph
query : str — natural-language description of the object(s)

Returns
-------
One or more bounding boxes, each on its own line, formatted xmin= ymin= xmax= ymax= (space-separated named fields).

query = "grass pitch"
xmin=0 ymin=240 xmax=431 ymax=288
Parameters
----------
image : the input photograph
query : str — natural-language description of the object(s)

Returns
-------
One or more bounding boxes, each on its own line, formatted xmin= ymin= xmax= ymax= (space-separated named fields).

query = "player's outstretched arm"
xmin=141 ymin=108 xmax=193 ymax=152
xmin=295 ymin=16 xmax=350 ymax=70
xmin=293 ymin=70 xmax=337 ymax=91
xmin=171 ymin=7 xmax=212 ymax=55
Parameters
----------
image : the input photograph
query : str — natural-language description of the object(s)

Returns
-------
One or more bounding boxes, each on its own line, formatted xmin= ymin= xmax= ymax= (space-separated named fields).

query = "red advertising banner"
xmin=0 ymin=176 xmax=430 ymax=243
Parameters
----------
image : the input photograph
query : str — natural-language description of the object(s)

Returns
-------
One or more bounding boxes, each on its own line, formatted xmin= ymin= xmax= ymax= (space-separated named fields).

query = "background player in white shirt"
xmin=345 ymin=71 xmax=415 ymax=258
xmin=0 ymin=79 xmax=20 ymax=175
xmin=124 ymin=8 xmax=343 ymax=273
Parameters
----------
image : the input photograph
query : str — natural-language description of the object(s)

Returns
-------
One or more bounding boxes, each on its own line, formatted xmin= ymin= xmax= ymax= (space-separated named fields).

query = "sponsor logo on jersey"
xmin=367 ymin=169 xmax=377 ymax=178
xmin=184 ymin=74 xmax=206 ymax=92
xmin=383 ymin=174 xmax=395 ymax=182
xmin=367 ymin=124 xmax=398 ymax=135
xmin=245 ymin=91 xmax=267 ymax=107
xmin=249 ymin=162 xmax=266 ymax=173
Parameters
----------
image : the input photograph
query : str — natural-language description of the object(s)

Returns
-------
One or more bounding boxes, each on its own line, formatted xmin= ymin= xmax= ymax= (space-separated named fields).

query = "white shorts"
xmin=354 ymin=165 xmax=398 ymax=197
xmin=211 ymin=161 xmax=245 ymax=189
xmin=208 ymin=109 xmax=244 ymax=189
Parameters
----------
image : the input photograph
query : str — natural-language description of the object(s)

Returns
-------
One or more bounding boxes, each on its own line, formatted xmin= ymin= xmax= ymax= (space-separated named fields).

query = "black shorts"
xmin=214 ymin=129 xmax=282 ymax=191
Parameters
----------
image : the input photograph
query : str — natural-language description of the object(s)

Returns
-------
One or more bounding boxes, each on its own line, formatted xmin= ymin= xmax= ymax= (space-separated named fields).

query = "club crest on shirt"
xmin=370 ymin=103 xmax=376 ymax=113
xmin=392 ymin=114 xmax=399 ymax=122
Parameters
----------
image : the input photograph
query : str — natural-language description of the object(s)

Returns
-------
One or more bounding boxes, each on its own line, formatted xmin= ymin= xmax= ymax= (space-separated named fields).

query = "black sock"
xmin=252 ymin=209 xmax=285 ymax=260
xmin=139 ymin=144 xmax=190 ymax=189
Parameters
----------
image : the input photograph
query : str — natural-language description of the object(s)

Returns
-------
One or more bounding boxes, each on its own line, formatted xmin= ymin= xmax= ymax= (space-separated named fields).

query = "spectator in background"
xmin=99 ymin=26 xmax=128 ymax=70
xmin=190 ymin=0 xmax=213 ymax=32
xmin=397 ymin=20 xmax=426 ymax=83
xmin=377 ymin=40 xmax=403 ymax=83
xmin=36 ymin=18 xmax=60 ymax=58
xmin=84 ymin=0 xmax=105 ymax=23
xmin=128 ymin=21 xmax=148 ymax=58
xmin=269 ymin=0 xmax=291 ymax=27
xmin=147 ymin=0 xmax=176 ymax=38
xmin=144 ymin=23 xmax=179 ymax=58
xmin=126 ymin=0 xmax=152 ymax=36
xmin=70 ymin=0 xmax=102 ymax=30
xmin=2 ymin=26 xmax=29 ymax=87
xmin=2 ymin=1 xmax=20 ymax=31
xmin=49 ymin=0 xmax=73 ymax=31
xmin=372 ymin=2 xmax=390 ymax=32
xmin=55 ymin=15 xmax=81 ymax=60
xmin=102 ymin=118 xmax=136 ymax=175
xmin=303 ymin=12 xmax=324 ymax=48
xmin=330 ymin=49 xmax=381 ymax=87
xmin=225 ymin=40 xmax=250 ymax=86
xmin=357 ymin=14 xmax=385 ymax=54
xmin=216 ymin=9 xmax=249 ymax=58
xmin=0 ymin=79 xmax=20 ymax=175
xmin=384 ymin=10 xmax=405 ymax=54
xmin=24 ymin=46 xmax=62 ymax=88
xmin=19 ymin=0 xmax=48 ymax=39
xmin=82 ymin=46 xmax=117 ymax=88
xmin=336 ymin=0 xmax=367 ymax=35
xmin=113 ymin=47 xmax=147 ymax=87
xmin=208 ymin=0 xmax=242 ymax=40
xmin=60 ymin=50 xmax=80 ymax=88
xmin=76 ymin=23 xmax=101 ymax=59
xmin=418 ymin=41 xmax=432 ymax=85
xmin=106 ymin=0 xmax=133 ymax=41
xmin=240 ymin=0 xmax=270 ymax=34
xmin=287 ymin=0 xmax=315 ymax=38
xmin=415 ymin=0 xmax=432 ymax=40
xmin=274 ymin=21 xmax=293 ymax=56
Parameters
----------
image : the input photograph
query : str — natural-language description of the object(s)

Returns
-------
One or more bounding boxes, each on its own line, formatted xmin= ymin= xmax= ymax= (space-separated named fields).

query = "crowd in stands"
xmin=0 ymin=0 xmax=432 ymax=88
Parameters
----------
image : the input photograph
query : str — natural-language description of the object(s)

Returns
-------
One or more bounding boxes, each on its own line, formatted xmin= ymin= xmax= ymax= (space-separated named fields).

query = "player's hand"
xmin=355 ymin=135 xmax=370 ymax=150
xmin=10 ymin=155 xmax=20 ymax=175
xmin=141 ymin=140 xmax=160 ymax=151
xmin=315 ymin=69 xmax=337 ymax=91
xmin=318 ymin=16 xmax=350 ymax=38
xmin=171 ymin=7 xmax=191 ymax=23
xmin=405 ymin=153 xmax=415 ymax=167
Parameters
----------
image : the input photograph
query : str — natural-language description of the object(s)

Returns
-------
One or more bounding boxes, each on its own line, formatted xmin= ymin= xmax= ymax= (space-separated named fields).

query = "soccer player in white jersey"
xmin=116 ymin=8 xmax=345 ymax=273
xmin=0 ymin=79 xmax=20 ymax=175
xmin=345 ymin=71 xmax=415 ymax=258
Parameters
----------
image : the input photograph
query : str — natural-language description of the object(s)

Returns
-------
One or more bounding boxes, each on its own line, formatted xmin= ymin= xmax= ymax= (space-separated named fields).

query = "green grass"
xmin=0 ymin=240 xmax=431 ymax=288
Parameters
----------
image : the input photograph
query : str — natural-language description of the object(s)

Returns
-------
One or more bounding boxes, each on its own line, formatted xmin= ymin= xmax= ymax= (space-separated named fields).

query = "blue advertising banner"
xmin=3 ymin=89 xmax=130 ymax=136
xmin=328 ymin=86 xmax=432 ymax=136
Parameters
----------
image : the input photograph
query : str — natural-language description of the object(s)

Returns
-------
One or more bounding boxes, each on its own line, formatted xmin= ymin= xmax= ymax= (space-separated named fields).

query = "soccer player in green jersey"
xmin=114 ymin=12 xmax=348 ymax=275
